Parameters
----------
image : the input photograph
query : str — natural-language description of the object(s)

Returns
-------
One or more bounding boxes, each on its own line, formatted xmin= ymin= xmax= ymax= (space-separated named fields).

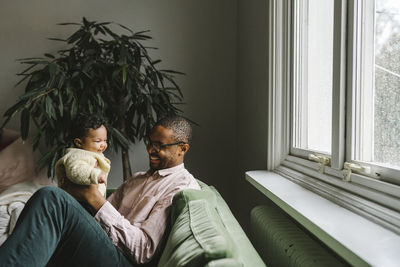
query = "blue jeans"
xmin=0 ymin=186 xmax=133 ymax=267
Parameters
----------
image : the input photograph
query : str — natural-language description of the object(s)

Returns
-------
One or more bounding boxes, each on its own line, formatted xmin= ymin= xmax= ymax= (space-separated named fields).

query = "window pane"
xmin=292 ymin=0 xmax=334 ymax=154
xmin=356 ymin=0 xmax=400 ymax=169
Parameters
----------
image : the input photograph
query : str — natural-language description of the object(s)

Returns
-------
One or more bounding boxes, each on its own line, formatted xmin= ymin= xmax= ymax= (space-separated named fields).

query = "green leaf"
xmin=72 ymin=71 xmax=80 ymax=79
xmin=117 ymin=23 xmax=134 ymax=34
xmin=88 ymin=102 xmax=93 ymax=113
xmin=95 ymin=22 xmax=111 ymax=26
xmin=116 ymin=45 xmax=127 ymax=65
xmin=102 ymin=26 xmax=119 ymax=39
xmin=20 ymin=109 xmax=30 ymax=140
xmin=110 ymin=127 xmax=129 ymax=148
xmin=132 ymin=30 xmax=152 ymax=40
xmin=32 ymin=133 xmax=41 ymax=151
xmin=49 ymin=63 xmax=57 ymax=76
xmin=3 ymin=100 xmax=26 ymax=118
xmin=15 ymin=75 xmax=31 ymax=87
xmin=66 ymin=85 xmax=73 ymax=96
xmin=58 ymin=92 xmax=64 ymax=116
xmin=67 ymin=29 xmax=85 ymax=44
xmin=71 ymin=100 xmax=78 ymax=118
xmin=45 ymin=96 xmax=56 ymax=119
xmin=48 ymin=148 xmax=60 ymax=178
xmin=57 ymin=22 xmax=81 ymax=26
xmin=32 ymin=116 xmax=43 ymax=136
xmin=29 ymin=71 xmax=44 ymax=83
xmin=17 ymin=57 xmax=44 ymax=61
xmin=146 ymin=98 xmax=153 ymax=116
xmin=82 ymin=71 xmax=92 ymax=79
xmin=112 ymin=69 xmax=120 ymax=80
xmin=82 ymin=17 xmax=90 ymax=27
xmin=57 ymin=74 xmax=65 ymax=89
xmin=36 ymin=149 xmax=55 ymax=169
xmin=19 ymin=87 xmax=44 ymax=100
xmin=94 ymin=91 xmax=101 ymax=106
xmin=122 ymin=66 xmax=127 ymax=85
xmin=133 ymin=30 xmax=151 ymax=36
xmin=161 ymin=69 xmax=185 ymax=75
xmin=47 ymin=37 xmax=67 ymax=42
xmin=18 ymin=63 xmax=38 ymax=76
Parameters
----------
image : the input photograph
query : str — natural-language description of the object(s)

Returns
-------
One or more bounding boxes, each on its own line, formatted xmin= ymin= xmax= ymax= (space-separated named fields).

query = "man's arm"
xmin=63 ymin=180 xmax=106 ymax=212
xmin=94 ymin=195 xmax=173 ymax=264
xmin=66 ymin=173 xmax=199 ymax=264
xmin=64 ymin=179 xmax=170 ymax=264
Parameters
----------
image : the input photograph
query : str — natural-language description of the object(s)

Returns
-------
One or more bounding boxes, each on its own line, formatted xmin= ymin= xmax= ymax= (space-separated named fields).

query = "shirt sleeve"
xmin=95 ymin=170 xmax=199 ymax=264
xmin=94 ymin=196 xmax=172 ymax=264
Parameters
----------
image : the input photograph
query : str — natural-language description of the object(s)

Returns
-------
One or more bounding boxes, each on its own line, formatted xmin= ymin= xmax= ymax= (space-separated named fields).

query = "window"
xmin=353 ymin=0 xmax=400 ymax=177
xmin=292 ymin=0 xmax=333 ymax=155
xmin=268 ymin=0 xmax=400 ymax=233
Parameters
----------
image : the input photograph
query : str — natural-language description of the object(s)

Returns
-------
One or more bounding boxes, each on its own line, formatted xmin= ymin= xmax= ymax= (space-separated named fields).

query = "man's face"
xmin=146 ymin=125 xmax=188 ymax=171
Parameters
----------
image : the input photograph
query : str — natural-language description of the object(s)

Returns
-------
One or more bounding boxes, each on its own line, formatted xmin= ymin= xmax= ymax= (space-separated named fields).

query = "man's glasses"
xmin=144 ymin=139 xmax=186 ymax=153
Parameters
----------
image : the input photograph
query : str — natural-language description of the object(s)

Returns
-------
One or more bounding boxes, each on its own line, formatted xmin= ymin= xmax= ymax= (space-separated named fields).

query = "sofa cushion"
xmin=158 ymin=199 xmax=236 ymax=267
xmin=170 ymin=186 xmax=217 ymax=222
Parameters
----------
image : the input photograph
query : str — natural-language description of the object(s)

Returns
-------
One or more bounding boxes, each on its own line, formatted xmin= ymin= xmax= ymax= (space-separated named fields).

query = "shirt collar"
xmin=155 ymin=163 xmax=185 ymax=177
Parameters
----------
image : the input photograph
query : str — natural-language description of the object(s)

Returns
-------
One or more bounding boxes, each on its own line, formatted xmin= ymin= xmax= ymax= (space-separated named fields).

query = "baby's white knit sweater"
xmin=55 ymin=148 xmax=111 ymax=197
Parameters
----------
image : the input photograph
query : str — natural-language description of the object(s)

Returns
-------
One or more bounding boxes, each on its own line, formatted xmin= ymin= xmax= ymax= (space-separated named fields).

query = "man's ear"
xmin=181 ymin=144 xmax=190 ymax=154
xmin=74 ymin=138 xmax=82 ymax=148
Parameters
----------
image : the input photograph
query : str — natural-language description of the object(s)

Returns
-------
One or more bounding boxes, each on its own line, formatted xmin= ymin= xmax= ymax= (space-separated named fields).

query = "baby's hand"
xmin=97 ymin=171 xmax=108 ymax=186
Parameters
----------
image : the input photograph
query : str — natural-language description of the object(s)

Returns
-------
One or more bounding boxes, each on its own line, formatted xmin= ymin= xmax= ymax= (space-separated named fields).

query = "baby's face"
xmin=76 ymin=125 xmax=108 ymax=154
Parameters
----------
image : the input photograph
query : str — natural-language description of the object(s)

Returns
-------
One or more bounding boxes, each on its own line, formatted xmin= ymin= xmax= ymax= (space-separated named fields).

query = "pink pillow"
xmin=0 ymin=129 xmax=55 ymax=194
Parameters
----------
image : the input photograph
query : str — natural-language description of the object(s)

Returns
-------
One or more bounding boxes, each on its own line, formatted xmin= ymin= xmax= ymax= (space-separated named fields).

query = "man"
xmin=0 ymin=116 xmax=200 ymax=266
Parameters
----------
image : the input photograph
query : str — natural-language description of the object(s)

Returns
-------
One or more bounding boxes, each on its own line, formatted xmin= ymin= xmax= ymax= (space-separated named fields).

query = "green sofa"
xmin=107 ymin=181 xmax=265 ymax=266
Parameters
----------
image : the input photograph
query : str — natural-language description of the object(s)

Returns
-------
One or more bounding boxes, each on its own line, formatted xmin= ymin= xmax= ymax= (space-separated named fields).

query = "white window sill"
xmin=246 ymin=170 xmax=400 ymax=267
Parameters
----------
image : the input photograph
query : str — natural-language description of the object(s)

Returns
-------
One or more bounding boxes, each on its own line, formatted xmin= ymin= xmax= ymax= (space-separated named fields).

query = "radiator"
xmin=250 ymin=205 xmax=347 ymax=267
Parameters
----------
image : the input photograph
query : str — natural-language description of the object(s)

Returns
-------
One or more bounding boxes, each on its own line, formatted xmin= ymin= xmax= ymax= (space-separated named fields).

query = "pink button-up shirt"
xmin=94 ymin=163 xmax=200 ymax=264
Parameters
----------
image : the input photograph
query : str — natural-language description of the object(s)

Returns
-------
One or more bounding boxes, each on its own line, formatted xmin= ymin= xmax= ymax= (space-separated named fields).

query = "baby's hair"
xmin=154 ymin=116 xmax=192 ymax=144
xmin=71 ymin=113 xmax=108 ymax=140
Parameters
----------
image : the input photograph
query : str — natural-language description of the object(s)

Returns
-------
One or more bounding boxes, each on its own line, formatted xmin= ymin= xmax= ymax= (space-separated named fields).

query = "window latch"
xmin=308 ymin=154 xmax=330 ymax=173
xmin=343 ymin=162 xmax=371 ymax=181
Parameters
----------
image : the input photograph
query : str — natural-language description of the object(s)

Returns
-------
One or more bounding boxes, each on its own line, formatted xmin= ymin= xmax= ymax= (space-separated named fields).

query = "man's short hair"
xmin=154 ymin=116 xmax=192 ymax=143
xmin=71 ymin=113 xmax=108 ymax=139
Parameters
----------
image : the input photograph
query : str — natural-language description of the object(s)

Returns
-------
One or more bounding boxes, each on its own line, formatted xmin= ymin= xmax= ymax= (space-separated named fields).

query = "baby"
xmin=55 ymin=113 xmax=110 ymax=198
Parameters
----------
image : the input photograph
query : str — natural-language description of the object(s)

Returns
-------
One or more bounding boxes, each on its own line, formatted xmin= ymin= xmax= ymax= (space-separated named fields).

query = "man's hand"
xmin=63 ymin=179 xmax=106 ymax=212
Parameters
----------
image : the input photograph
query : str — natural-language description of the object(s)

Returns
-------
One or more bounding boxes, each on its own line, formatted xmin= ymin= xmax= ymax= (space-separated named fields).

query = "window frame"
xmin=268 ymin=0 xmax=400 ymax=234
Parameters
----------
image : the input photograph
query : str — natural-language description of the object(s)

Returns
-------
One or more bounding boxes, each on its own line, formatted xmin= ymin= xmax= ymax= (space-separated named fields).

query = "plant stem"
xmin=118 ymin=95 xmax=132 ymax=180
xmin=122 ymin=149 xmax=132 ymax=181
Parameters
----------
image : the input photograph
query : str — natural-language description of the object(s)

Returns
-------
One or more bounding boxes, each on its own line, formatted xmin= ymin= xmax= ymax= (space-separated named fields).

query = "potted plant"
xmin=1 ymin=17 xmax=185 ymax=180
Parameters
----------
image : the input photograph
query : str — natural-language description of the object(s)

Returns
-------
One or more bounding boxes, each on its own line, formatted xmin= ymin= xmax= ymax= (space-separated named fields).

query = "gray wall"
xmin=0 ymin=0 xmax=271 ymax=231
xmin=234 ymin=0 xmax=272 ymax=229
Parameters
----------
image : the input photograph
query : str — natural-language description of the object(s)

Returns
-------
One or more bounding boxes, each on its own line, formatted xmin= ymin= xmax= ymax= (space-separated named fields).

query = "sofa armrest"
xmin=159 ymin=181 xmax=266 ymax=267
